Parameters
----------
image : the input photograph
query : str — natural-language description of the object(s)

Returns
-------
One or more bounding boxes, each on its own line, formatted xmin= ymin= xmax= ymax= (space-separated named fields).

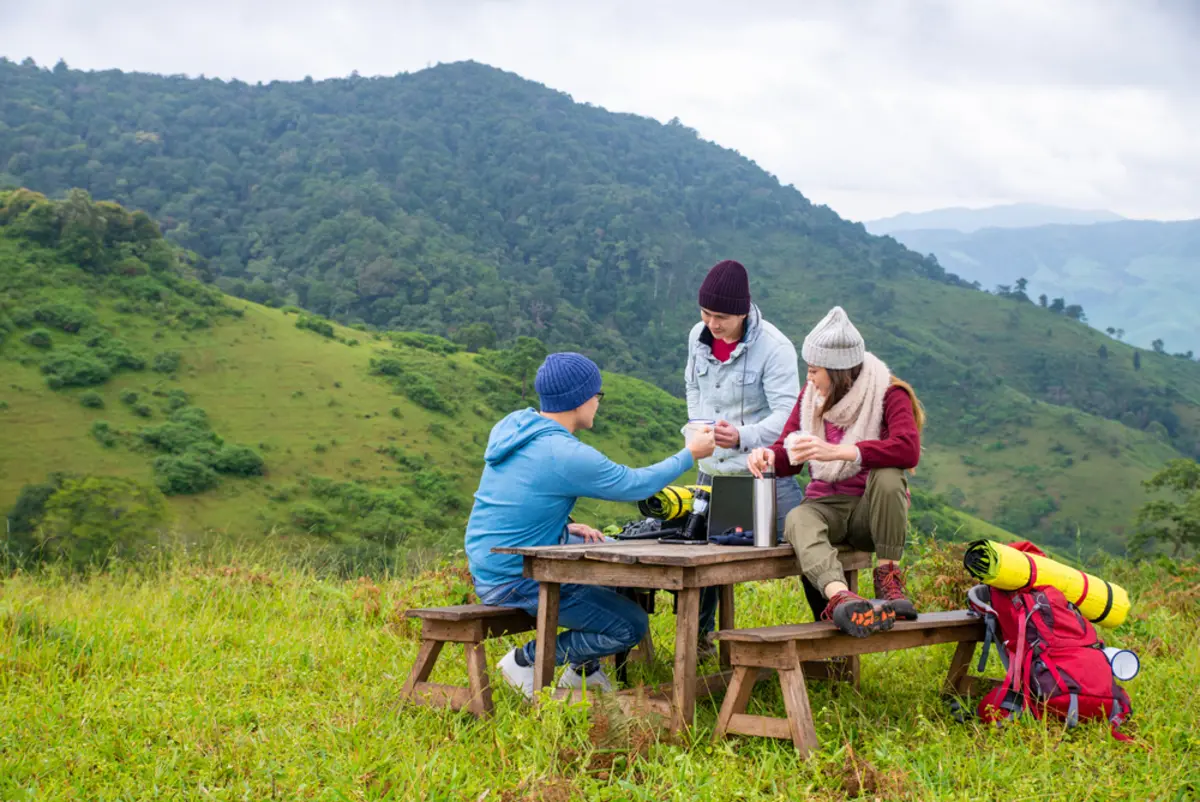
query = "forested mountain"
xmin=0 ymin=189 xmax=1010 ymax=565
xmin=865 ymin=204 xmax=1125 ymax=235
xmin=887 ymin=219 xmax=1200 ymax=356
xmin=2 ymin=59 xmax=1199 ymax=549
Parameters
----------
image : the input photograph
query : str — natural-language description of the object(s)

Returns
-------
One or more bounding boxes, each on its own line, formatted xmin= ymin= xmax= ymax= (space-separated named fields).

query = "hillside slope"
xmin=0 ymin=190 xmax=1017 ymax=561
xmin=888 ymin=219 xmax=1200 ymax=355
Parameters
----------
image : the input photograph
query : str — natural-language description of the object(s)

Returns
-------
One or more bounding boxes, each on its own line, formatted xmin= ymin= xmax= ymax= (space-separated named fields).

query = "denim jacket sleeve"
xmin=735 ymin=334 xmax=800 ymax=450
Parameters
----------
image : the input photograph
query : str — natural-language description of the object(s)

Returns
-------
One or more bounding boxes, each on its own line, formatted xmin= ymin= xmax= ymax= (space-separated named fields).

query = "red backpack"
xmin=967 ymin=545 xmax=1133 ymax=741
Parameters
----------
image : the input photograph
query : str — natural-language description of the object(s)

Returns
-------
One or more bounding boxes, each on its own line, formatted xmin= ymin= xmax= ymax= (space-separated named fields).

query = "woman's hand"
xmin=747 ymin=447 xmax=775 ymax=478
xmin=788 ymin=439 xmax=858 ymax=464
xmin=567 ymin=523 xmax=606 ymax=543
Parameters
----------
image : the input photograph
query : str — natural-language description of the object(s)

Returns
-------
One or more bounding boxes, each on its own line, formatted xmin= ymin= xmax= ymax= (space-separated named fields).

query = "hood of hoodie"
xmin=483 ymin=408 xmax=568 ymax=465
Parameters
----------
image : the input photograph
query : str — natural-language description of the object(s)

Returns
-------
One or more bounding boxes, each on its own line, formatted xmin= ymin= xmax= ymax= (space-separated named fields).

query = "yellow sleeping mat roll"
xmin=963 ymin=539 xmax=1130 ymax=628
xmin=637 ymin=484 xmax=710 ymax=521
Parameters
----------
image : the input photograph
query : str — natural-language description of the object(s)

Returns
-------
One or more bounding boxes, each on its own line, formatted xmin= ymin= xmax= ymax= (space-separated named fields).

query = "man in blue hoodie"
xmin=466 ymin=352 xmax=715 ymax=698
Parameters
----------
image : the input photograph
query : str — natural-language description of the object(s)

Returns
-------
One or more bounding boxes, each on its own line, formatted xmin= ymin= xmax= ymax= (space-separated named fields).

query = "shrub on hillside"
xmin=79 ymin=391 xmax=104 ymax=409
xmin=165 ymin=389 xmax=190 ymax=410
xmin=22 ymin=328 xmax=53 ymax=349
xmin=120 ymin=390 xmax=139 ymax=405
xmin=41 ymin=349 xmax=112 ymax=388
xmin=391 ymin=331 xmax=462 ymax=355
xmin=152 ymin=350 xmax=182 ymax=373
xmin=35 ymin=475 xmax=169 ymax=569
xmin=168 ymin=405 xmax=208 ymax=427
xmin=90 ymin=420 xmax=118 ymax=448
xmin=405 ymin=375 xmax=455 ymax=414
xmin=138 ymin=420 xmax=218 ymax=453
xmin=83 ymin=334 xmax=145 ymax=372
xmin=353 ymin=510 xmax=409 ymax=548
xmin=211 ymin=444 xmax=266 ymax=477
xmin=369 ymin=356 xmax=406 ymax=377
xmin=290 ymin=502 xmax=337 ymax=536
xmin=2 ymin=473 xmax=71 ymax=563
xmin=153 ymin=454 xmax=219 ymax=495
xmin=32 ymin=302 xmax=94 ymax=333
xmin=132 ymin=403 xmax=154 ymax=418
xmin=296 ymin=316 xmax=335 ymax=338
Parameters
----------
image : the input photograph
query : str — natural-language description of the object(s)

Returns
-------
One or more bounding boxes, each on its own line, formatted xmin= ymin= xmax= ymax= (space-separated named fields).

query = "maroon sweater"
xmin=769 ymin=385 xmax=921 ymax=492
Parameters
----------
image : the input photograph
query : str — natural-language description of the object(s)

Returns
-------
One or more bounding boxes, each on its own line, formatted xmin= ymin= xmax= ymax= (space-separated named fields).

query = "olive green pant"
xmin=783 ymin=468 xmax=909 ymax=595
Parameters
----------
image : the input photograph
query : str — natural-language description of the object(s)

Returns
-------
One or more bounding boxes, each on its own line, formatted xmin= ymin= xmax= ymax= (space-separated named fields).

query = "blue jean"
xmin=478 ymin=577 xmax=650 ymax=669
xmin=696 ymin=471 xmax=806 ymax=634
xmin=476 ymin=532 xmax=649 ymax=669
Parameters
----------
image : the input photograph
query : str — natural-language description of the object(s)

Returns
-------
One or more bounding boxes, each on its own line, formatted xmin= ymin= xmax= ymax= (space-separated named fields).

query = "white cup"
xmin=685 ymin=419 xmax=716 ymax=445
xmin=784 ymin=431 xmax=816 ymax=465
xmin=1103 ymin=646 xmax=1140 ymax=681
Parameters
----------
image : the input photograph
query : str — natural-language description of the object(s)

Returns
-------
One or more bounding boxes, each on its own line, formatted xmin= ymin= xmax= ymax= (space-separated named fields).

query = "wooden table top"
xmin=493 ymin=541 xmax=869 ymax=569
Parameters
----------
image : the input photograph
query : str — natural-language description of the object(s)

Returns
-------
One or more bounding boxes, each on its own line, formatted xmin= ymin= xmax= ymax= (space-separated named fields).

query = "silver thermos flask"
xmin=753 ymin=467 xmax=776 ymax=547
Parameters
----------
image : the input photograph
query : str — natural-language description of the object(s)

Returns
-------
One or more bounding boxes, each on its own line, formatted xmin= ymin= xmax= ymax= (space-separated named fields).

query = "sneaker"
xmin=558 ymin=664 xmax=614 ymax=693
xmin=697 ymin=632 xmax=718 ymax=663
xmin=821 ymin=590 xmax=895 ymax=638
xmin=873 ymin=563 xmax=919 ymax=621
xmin=497 ymin=648 xmax=535 ymax=700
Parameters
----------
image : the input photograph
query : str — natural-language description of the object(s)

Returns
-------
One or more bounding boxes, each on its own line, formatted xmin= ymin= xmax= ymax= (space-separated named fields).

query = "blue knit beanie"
xmin=535 ymin=352 xmax=603 ymax=413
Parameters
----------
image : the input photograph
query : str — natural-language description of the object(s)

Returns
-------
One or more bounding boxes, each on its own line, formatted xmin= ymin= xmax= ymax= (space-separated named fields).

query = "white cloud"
xmin=2 ymin=0 xmax=1197 ymax=221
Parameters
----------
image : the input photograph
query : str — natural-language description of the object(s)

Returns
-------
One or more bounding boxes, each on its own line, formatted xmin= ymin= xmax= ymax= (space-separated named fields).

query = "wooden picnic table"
xmin=492 ymin=541 xmax=870 ymax=732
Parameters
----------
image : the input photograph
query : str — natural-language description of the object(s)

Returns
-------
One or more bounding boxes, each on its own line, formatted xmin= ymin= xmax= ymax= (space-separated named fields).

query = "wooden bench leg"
xmin=714 ymin=665 xmax=757 ymax=740
xmin=943 ymin=640 xmax=977 ymax=697
xmin=778 ymin=664 xmax=820 ymax=756
xmin=402 ymin=639 xmax=444 ymax=698
xmin=843 ymin=567 xmax=862 ymax=690
xmin=465 ymin=642 xmax=494 ymax=717
xmin=718 ymin=584 xmax=735 ymax=669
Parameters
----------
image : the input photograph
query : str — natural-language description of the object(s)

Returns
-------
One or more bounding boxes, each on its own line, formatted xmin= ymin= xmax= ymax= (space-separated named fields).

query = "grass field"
xmin=1 ymin=539 xmax=1195 ymax=801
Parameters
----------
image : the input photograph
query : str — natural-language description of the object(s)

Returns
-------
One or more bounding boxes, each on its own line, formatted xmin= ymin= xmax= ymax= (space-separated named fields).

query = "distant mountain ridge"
xmin=866 ymin=203 xmax=1126 ymax=235
xmin=889 ymin=218 xmax=1200 ymax=355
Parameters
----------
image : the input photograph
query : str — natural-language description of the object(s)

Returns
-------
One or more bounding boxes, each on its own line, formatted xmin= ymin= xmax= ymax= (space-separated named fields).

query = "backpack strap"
xmin=977 ymin=614 xmax=1011 ymax=673
xmin=1065 ymin=693 xmax=1080 ymax=728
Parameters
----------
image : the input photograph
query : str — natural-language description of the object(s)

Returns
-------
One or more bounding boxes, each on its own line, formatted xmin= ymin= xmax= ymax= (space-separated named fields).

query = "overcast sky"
xmin=2 ymin=0 xmax=1198 ymax=222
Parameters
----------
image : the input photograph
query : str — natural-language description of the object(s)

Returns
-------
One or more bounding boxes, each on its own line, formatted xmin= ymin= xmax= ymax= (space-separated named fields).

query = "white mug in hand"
xmin=684 ymin=418 xmax=716 ymax=446
xmin=784 ymin=431 xmax=815 ymax=465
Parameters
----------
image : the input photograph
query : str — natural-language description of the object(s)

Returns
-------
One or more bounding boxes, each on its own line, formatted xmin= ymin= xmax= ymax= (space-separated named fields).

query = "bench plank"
xmin=715 ymin=610 xmax=980 ymax=643
xmin=406 ymin=604 xmax=527 ymax=621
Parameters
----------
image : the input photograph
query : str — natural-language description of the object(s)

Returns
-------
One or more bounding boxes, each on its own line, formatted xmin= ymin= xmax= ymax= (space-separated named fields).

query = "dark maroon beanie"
xmin=698 ymin=260 xmax=751 ymax=315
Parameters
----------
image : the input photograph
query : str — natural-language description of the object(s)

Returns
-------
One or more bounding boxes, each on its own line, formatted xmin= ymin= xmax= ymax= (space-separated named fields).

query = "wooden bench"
xmin=713 ymin=610 xmax=986 ymax=755
xmin=402 ymin=593 xmax=657 ymax=717
xmin=401 ymin=604 xmax=536 ymax=717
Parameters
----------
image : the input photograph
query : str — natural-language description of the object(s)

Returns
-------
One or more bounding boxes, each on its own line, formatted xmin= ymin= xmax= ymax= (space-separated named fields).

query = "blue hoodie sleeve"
xmin=549 ymin=440 xmax=694 ymax=502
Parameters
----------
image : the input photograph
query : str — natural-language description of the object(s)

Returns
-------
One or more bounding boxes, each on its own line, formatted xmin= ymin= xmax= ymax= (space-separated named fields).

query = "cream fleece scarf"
xmin=799 ymin=352 xmax=891 ymax=482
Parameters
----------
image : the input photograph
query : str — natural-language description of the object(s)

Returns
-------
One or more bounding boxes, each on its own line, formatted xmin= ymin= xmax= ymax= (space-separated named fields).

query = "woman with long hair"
xmin=748 ymin=306 xmax=925 ymax=637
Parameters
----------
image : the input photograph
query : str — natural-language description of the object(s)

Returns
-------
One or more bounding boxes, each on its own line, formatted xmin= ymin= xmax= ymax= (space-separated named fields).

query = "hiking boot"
xmin=497 ymin=648 xmax=535 ymax=699
xmin=874 ymin=562 xmax=919 ymax=621
xmin=821 ymin=590 xmax=895 ymax=638
xmin=697 ymin=632 xmax=718 ymax=663
xmin=557 ymin=663 xmax=614 ymax=693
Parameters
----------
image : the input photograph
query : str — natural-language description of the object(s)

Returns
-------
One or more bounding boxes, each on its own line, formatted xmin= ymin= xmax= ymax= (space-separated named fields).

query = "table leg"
xmin=534 ymin=582 xmax=560 ymax=693
xmin=672 ymin=586 xmax=701 ymax=733
xmin=717 ymin=584 xmax=735 ymax=669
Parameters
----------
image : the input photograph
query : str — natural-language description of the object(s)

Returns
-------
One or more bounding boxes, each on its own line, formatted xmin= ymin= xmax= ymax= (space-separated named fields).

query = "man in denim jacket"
xmin=685 ymin=260 xmax=804 ymax=651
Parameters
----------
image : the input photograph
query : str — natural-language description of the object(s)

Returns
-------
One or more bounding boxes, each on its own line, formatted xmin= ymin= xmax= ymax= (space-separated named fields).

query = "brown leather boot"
xmin=821 ymin=589 xmax=895 ymax=638
xmin=874 ymin=562 xmax=918 ymax=621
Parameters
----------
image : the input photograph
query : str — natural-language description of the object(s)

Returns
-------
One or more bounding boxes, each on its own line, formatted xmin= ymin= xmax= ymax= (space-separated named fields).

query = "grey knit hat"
xmin=801 ymin=306 xmax=865 ymax=369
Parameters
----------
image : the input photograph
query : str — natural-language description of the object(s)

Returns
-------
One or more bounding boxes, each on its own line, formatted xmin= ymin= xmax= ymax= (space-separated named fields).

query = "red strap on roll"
xmin=1077 ymin=570 xmax=1090 ymax=608
xmin=1020 ymin=553 xmax=1039 ymax=590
